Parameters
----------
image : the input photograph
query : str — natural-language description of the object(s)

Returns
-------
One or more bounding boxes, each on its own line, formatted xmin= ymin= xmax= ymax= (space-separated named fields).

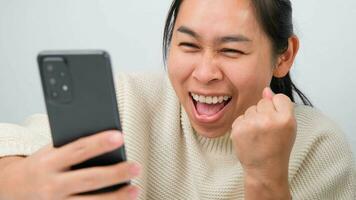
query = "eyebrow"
xmin=177 ymin=26 xmax=199 ymax=38
xmin=219 ymin=35 xmax=251 ymax=43
xmin=176 ymin=25 xmax=252 ymax=43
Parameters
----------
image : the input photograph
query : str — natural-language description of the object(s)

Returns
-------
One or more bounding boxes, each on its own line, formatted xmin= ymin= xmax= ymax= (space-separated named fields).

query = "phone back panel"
xmin=38 ymin=50 xmax=126 ymax=167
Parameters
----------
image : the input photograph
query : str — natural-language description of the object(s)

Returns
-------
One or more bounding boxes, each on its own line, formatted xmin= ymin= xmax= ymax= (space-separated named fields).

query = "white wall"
xmin=1 ymin=0 xmax=356 ymax=155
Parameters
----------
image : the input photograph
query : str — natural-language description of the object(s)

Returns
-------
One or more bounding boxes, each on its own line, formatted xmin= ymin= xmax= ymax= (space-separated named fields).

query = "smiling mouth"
xmin=190 ymin=92 xmax=232 ymax=117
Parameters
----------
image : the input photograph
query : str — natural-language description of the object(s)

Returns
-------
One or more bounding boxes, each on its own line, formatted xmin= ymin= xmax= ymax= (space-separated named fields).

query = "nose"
xmin=192 ymin=52 xmax=223 ymax=84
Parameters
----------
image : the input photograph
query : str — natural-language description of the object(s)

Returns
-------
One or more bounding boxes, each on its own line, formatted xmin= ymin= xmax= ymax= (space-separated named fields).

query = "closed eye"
xmin=179 ymin=42 xmax=200 ymax=49
xmin=221 ymin=48 xmax=244 ymax=54
xmin=220 ymin=48 xmax=246 ymax=58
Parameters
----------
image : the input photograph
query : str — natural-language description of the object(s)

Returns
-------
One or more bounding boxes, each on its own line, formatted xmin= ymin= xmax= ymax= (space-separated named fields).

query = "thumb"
xmin=262 ymin=87 xmax=274 ymax=100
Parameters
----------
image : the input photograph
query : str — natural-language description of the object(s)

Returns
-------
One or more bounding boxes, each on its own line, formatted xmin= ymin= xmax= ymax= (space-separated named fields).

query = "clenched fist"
xmin=231 ymin=87 xmax=296 ymax=200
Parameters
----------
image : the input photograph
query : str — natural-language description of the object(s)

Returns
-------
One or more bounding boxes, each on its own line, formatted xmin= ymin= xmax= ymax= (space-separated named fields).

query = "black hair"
xmin=163 ymin=0 xmax=313 ymax=106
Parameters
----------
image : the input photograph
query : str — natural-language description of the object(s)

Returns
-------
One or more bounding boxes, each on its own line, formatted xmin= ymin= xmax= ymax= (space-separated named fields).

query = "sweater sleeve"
xmin=290 ymin=108 xmax=356 ymax=199
xmin=0 ymin=113 xmax=52 ymax=157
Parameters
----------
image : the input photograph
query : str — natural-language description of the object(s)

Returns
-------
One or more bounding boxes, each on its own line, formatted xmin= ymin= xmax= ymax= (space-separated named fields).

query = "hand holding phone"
xmin=0 ymin=131 xmax=140 ymax=199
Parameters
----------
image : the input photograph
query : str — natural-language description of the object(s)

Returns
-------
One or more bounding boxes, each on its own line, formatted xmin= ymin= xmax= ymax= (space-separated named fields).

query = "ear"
xmin=273 ymin=35 xmax=299 ymax=78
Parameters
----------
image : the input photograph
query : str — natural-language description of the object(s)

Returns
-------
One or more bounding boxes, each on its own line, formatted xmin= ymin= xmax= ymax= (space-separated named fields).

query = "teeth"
xmin=191 ymin=93 xmax=231 ymax=104
xmin=192 ymin=94 xmax=199 ymax=101
xmin=212 ymin=96 xmax=218 ymax=104
xmin=218 ymin=96 xmax=224 ymax=103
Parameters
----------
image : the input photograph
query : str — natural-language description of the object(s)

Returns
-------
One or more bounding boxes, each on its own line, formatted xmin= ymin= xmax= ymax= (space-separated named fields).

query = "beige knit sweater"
xmin=0 ymin=73 xmax=355 ymax=199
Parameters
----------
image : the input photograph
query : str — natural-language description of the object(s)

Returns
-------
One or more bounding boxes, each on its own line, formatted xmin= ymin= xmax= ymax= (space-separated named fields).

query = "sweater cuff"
xmin=0 ymin=141 xmax=48 ymax=157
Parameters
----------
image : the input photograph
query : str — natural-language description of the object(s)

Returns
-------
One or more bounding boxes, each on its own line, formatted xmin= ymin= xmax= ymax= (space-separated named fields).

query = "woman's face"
xmin=168 ymin=0 xmax=275 ymax=138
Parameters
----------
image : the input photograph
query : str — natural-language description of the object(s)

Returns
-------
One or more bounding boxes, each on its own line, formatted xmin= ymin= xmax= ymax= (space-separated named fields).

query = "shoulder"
xmin=293 ymin=104 xmax=352 ymax=151
xmin=293 ymin=104 xmax=352 ymax=157
xmin=290 ymin=104 xmax=356 ymax=198
xmin=294 ymin=105 xmax=343 ymax=136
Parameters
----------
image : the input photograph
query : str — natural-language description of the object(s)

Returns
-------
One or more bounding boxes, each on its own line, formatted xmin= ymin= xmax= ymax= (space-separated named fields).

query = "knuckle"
xmin=258 ymin=98 xmax=268 ymax=106
xmin=232 ymin=116 xmax=243 ymax=128
xmin=235 ymin=122 xmax=252 ymax=138
xmin=245 ymin=105 xmax=256 ymax=115
xmin=231 ymin=127 xmax=241 ymax=138
xmin=81 ymin=174 xmax=99 ymax=189
xmin=114 ymin=164 xmax=130 ymax=180
xmin=283 ymin=113 xmax=294 ymax=123
xmin=275 ymin=93 xmax=285 ymax=99
xmin=287 ymin=117 xmax=297 ymax=130
xmin=37 ymin=154 xmax=53 ymax=168
xmin=41 ymin=182 xmax=57 ymax=199
xmin=98 ymin=135 xmax=112 ymax=149
xmin=251 ymin=105 xmax=257 ymax=110
xmin=274 ymin=93 xmax=290 ymax=102
xmin=72 ymin=140 xmax=90 ymax=158
xmin=244 ymin=117 xmax=256 ymax=127
xmin=258 ymin=115 xmax=274 ymax=129
xmin=96 ymin=131 xmax=118 ymax=150
xmin=277 ymin=114 xmax=296 ymax=129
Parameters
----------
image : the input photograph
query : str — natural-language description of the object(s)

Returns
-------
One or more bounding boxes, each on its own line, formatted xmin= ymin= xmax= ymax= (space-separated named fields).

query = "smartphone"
xmin=37 ymin=50 xmax=128 ymax=194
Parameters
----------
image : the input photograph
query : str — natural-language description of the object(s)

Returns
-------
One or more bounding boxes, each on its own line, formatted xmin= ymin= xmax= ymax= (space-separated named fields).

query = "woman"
xmin=0 ymin=0 xmax=355 ymax=199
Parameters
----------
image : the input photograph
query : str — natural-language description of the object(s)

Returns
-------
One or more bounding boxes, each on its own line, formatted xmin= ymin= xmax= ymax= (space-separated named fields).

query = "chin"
xmin=192 ymin=124 xmax=230 ymax=138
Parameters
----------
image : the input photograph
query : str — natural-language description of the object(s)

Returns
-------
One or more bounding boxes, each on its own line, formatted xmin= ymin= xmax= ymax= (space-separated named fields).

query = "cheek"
xmin=167 ymin=47 xmax=195 ymax=96
xmin=222 ymin=56 xmax=273 ymax=100
xmin=168 ymin=47 xmax=195 ymax=74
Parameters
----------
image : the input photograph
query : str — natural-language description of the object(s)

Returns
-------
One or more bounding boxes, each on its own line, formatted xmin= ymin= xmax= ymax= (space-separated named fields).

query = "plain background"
xmin=0 ymin=0 xmax=355 ymax=155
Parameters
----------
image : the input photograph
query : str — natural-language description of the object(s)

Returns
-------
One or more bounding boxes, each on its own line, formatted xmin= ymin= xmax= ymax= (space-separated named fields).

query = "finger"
xmin=67 ymin=185 xmax=139 ymax=200
xmin=60 ymin=162 xmax=141 ymax=195
xmin=51 ymin=130 xmax=124 ymax=170
xmin=262 ymin=87 xmax=274 ymax=100
xmin=256 ymin=98 xmax=276 ymax=113
xmin=272 ymin=94 xmax=293 ymax=114
xmin=232 ymin=115 xmax=244 ymax=128
xmin=244 ymin=105 xmax=257 ymax=118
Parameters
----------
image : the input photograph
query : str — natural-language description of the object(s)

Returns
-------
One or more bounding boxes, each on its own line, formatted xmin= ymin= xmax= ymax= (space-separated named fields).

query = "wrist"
xmin=0 ymin=156 xmax=25 ymax=170
xmin=244 ymin=173 xmax=291 ymax=200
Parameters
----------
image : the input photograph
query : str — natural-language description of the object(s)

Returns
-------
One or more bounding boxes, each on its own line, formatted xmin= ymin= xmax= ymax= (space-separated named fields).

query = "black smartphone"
xmin=37 ymin=50 xmax=128 ymax=194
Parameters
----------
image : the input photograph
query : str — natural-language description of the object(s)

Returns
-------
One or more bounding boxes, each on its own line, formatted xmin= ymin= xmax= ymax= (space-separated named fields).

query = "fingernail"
xmin=108 ymin=132 xmax=121 ymax=144
xmin=130 ymin=163 xmax=141 ymax=176
xmin=129 ymin=186 xmax=139 ymax=199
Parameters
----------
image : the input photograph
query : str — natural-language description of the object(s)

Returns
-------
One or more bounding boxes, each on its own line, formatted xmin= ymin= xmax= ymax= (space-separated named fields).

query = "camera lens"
xmin=49 ymin=78 xmax=56 ymax=85
xmin=51 ymin=91 xmax=58 ymax=98
xmin=47 ymin=65 xmax=54 ymax=72
xmin=62 ymin=85 xmax=69 ymax=92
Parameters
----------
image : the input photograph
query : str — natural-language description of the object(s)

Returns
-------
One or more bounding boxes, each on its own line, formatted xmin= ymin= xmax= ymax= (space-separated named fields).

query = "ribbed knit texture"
xmin=0 ymin=72 xmax=355 ymax=199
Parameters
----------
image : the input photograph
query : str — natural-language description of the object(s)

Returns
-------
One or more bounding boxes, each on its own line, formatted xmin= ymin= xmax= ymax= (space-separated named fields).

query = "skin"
xmin=168 ymin=0 xmax=299 ymax=199
xmin=0 ymin=0 xmax=299 ymax=199
xmin=0 ymin=131 xmax=141 ymax=200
